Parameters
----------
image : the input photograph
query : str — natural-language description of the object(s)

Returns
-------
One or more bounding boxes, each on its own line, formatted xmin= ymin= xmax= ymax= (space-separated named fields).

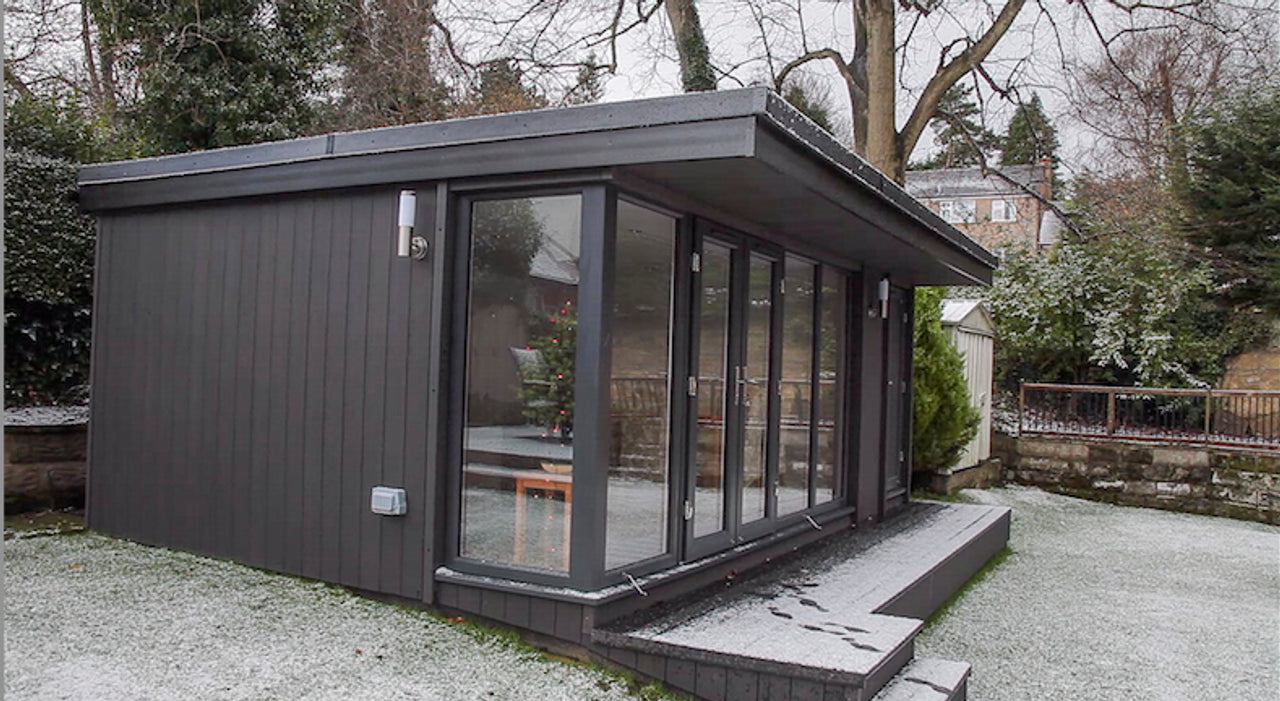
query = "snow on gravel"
xmin=3 ymin=534 xmax=647 ymax=701
xmin=916 ymin=486 xmax=1280 ymax=701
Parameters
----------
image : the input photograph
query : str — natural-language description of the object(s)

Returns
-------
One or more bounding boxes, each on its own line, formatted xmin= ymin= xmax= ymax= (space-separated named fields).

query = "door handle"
xmin=734 ymin=366 xmax=746 ymax=406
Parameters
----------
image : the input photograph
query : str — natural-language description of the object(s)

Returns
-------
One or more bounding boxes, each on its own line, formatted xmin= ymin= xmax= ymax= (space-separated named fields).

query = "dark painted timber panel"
xmin=86 ymin=187 xmax=436 ymax=601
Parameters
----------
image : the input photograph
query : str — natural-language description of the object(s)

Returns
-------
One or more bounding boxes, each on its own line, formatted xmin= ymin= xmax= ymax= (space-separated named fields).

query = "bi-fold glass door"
xmin=684 ymin=231 xmax=783 ymax=558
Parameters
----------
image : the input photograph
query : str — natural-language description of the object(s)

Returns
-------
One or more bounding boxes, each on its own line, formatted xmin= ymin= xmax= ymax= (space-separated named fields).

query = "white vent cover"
xmin=371 ymin=486 xmax=408 ymax=516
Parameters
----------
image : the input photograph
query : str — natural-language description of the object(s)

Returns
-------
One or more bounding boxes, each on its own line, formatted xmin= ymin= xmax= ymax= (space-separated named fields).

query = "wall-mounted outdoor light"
xmin=878 ymin=276 xmax=891 ymax=318
xmin=397 ymin=190 xmax=428 ymax=260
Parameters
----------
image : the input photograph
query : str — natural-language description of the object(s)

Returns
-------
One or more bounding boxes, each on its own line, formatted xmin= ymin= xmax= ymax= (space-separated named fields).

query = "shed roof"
xmin=80 ymin=88 xmax=997 ymax=285
xmin=941 ymin=299 xmax=994 ymax=335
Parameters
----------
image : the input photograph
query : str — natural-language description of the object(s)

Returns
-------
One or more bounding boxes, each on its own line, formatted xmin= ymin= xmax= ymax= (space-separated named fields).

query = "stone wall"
xmin=993 ymin=432 xmax=1279 ymax=525
xmin=4 ymin=423 xmax=87 ymax=512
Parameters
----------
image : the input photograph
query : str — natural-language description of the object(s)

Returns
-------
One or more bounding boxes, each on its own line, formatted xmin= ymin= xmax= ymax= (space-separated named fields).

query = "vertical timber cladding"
xmin=87 ymin=186 xmax=436 ymax=600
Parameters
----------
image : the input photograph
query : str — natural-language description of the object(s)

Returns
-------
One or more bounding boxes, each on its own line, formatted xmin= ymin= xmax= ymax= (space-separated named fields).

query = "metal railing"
xmin=1019 ymin=382 xmax=1280 ymax=450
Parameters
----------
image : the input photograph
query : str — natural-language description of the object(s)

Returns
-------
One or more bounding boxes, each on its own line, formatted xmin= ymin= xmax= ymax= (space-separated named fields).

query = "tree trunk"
xmin=856 ymin=0 xmax=903 ymax=182
xmin=665 ymin=0 xmax=715 ymax=92
xmin=1158 ymin=61 xmax=1190 ymax=197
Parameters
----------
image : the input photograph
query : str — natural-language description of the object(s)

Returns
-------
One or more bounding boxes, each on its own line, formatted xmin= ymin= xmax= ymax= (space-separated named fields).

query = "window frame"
xmin=991 ymin=199 xmax=1017 ymax=222
xmin=939 ymin=199 xmax=977 ymax=225
xmin=444 ymin=180 xmax=859 ymax=591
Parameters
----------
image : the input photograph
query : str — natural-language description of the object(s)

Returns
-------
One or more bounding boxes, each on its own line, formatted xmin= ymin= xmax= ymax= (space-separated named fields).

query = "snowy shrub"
xmin=913 ymin=287 xmax=980 ymax=472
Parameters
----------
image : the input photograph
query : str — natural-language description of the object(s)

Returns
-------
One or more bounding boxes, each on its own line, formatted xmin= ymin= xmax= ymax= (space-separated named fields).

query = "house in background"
xmin=79 ymin=88 xmax=1008 ymax=700
xmin=905 ymin=161 xmax=1063 ymax=251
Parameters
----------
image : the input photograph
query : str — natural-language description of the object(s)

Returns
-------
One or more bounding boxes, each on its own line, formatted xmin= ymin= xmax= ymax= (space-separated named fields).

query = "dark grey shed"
xmin=81 ymin=87 xmax=999 ymax=696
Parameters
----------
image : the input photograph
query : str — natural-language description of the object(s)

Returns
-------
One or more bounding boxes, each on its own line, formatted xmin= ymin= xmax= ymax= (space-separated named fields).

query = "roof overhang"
xmin=79 ymin=88 xmax=996 ymax=285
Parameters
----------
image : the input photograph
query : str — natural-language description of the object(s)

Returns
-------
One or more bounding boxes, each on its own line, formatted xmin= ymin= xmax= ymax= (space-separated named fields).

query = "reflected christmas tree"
xmin=518 ymin=302 xmax=576 ymax=442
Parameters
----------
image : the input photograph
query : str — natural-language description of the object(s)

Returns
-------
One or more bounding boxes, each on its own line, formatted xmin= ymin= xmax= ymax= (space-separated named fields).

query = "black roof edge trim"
xmin=757 ymin=90 xmax=997 ymax=271
xmin=79 ymin=89 xmax=772 ymax=186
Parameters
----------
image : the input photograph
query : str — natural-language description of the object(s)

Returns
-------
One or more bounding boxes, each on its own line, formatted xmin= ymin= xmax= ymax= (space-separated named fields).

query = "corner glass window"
xmin=605 ymin=201 xmax=677 ymax=570
xmin=461 ymin=194 xmax=582 ymax=573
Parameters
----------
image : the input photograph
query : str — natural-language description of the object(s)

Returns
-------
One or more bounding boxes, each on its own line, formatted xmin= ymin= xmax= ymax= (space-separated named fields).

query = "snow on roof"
xmin=941 ymin=299 xmax=994 ymax=333
xmin=905 ymin=165 xmax=1047 ymax=199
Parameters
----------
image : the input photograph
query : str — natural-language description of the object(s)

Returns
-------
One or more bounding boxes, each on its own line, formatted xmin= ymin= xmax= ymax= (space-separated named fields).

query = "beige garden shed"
xmin=942 ymin=300 xmax=995 ymax=469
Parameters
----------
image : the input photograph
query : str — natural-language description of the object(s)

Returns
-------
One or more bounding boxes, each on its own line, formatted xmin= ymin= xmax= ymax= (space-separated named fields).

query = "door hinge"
xmin=688 ymin=376 xmax=698 ymax=397
xmin=683 ymin=500 xmax=694 ymax=521
xmin=691 ymin=252 xmax=701 ymax=272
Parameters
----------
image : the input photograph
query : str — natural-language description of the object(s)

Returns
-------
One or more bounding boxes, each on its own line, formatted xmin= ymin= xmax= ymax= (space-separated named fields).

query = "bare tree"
xmin=433 ymin=0 xmax=664 ymax=106
xmin=647 ymin=0 xmax=1273 ymax=185
xmin=1067 ymin=3 xmax=1276 ymax=184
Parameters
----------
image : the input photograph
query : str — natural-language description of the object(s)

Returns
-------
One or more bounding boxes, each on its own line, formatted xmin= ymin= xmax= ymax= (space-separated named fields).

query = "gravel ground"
xmin=915 ymin=486 xmax=1280 ymax=701
xmin=3 ymin=534 xmax=654 ymax=701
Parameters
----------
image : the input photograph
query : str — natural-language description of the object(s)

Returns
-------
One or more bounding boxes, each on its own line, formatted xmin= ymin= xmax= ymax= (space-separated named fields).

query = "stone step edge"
xmin=872 ymin=658 xmax=970 ymax=701
xmin=591 ymin=623 xmax=918 ymax=690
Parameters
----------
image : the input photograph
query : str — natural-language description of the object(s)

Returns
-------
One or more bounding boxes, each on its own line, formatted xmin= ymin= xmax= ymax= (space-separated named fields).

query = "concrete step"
xmin=592 ymin=502 xmax=1008 ymax=700
xmin=596 ymin=609 xmax=921 ymax=700
xmin=873 ymin=658 xmax=970 ymax=701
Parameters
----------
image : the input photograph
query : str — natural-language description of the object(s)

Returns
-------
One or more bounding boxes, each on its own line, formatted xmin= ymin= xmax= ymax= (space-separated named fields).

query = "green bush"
xmin=4 ymin=96 xmax=102 ymax=406
xmin=912 ymin=287 xmax=980 ymax=473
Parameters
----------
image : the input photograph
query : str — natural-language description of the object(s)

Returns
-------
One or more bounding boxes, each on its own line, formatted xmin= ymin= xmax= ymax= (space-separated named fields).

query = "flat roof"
xmin=79 ymin=88 xmax=996 ymax=285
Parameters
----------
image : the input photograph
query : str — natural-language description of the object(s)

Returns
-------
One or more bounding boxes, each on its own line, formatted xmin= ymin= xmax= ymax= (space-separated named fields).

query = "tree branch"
xmin=899 ymin=0 xmax=1027 ymax=160
xmin=775 ymin=48 xmax=864 ymax=105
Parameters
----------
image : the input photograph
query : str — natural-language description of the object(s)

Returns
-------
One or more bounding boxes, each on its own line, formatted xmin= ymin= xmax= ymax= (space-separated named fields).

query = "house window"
xmin=991 ymin=199 xmax=1016 ymax=222
xmin=938 ymin=199 xmax=976 ymax=224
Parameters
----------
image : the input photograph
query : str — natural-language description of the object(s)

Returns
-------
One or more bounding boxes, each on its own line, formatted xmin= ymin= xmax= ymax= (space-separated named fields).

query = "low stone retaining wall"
xmin=993 ymin=432 xmax=1279 ymax=525
xmin=915 ymin=457 xmax=1004 ymax=495
xmin=4 ymin=423 xmax=87 ymax=512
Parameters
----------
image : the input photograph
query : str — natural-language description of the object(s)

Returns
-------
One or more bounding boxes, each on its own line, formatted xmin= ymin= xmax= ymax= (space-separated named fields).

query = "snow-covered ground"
xmin=916 ymin=486 xmax=1280 ymax=700
xmin=3 ymin=534 xmax=655 ymax=700
xmin=7 ymin=488 xmax=1276 ymax=700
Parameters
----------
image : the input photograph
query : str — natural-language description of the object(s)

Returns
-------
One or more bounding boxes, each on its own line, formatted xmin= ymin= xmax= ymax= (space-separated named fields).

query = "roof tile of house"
xmin=905 ymin=164 xmax=1046 ymax=199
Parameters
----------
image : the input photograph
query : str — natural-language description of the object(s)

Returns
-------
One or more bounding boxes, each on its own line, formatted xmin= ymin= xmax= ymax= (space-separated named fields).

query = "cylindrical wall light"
xmin=397 ymin=190 xmax=417 ymax=258
xmin=878 ymin=277 xmax=891 ymax=319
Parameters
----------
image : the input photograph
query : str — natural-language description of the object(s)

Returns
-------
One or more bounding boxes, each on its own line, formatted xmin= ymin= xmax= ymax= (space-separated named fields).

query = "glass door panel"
xmin=691 ymin=240 xmax=733 ymax=541
xmin=740 ymin=253 xmax=775 ymax=526
xmin=778 ymin=256 xmax=816 ymax=516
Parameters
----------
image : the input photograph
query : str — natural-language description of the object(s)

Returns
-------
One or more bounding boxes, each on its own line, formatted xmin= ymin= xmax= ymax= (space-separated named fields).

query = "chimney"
xmin=1037 ymin=156 xmax=1054 ymax=201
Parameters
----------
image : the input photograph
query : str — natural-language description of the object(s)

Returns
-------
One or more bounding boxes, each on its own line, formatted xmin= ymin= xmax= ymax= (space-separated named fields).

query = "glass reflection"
xmin=461 ymin=194 xmax=581 ymax=573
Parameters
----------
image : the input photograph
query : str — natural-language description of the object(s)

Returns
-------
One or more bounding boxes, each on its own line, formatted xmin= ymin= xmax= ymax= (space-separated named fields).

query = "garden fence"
xmin=1019 ymin=382 xmax=1280 ymax=451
